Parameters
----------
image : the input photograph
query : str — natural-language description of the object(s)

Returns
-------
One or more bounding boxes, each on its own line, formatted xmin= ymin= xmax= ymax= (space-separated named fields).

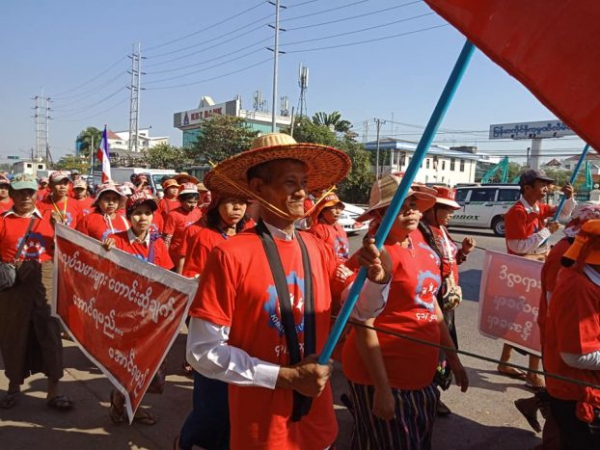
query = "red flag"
xmin=424 ymin=0 xmax=600 ymax=152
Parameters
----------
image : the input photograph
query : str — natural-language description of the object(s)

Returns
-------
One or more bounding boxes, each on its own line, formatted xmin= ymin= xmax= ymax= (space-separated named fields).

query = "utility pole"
xmin=374 ymin=118 xmax=386 ymax=179
xmin=268 ymin=0 xmax=286 ymax=132
xmin=128 ymin=43 xmax=144 ymax=154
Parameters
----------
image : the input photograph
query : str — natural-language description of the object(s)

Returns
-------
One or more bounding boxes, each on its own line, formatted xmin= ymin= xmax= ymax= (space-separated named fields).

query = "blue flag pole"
xmin=318 ymin=40 xmax=476 ymax=364
xmin=552 ymin=143 xmax=590 ymax=221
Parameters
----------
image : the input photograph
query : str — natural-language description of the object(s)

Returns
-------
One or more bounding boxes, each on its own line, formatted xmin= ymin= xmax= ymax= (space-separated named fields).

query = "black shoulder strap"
xmin=255 ymin=220 xmax=315 ymax=421
xmin=14 ymin=216 xmax=37 ymax=262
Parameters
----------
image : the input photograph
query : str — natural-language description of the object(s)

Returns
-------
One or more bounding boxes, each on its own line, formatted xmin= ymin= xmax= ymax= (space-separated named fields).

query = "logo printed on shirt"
xmin=414 ymin=270 xmax=441 ymax=311
xmin=419 ymin=242 xmax=441 ymax=266
xmin=19 ymin=232 xmax=48 ymax=259
xmin=334 ymin=236 xmax=349 ymax=260
xmin=263 ymin=271 xmax=305 ymax=336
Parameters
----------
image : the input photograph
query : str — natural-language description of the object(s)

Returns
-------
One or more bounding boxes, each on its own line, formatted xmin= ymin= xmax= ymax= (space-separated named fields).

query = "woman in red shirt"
xmin=157 ymin=178 xmax=180 ymax=221
xmin=0 ymin=173 xmax=72 ymax=411
xmin=308 ymin=192 xmax=350 ymax=262
xmin=342 ymin=175 xmax=469 ymax=450
xmin=417 ymin=186 xmax=475 ymax=416
xmin=177 ymin=194 xmax=248 ymax=450
xmin=0 ymin=175 xmax=13 ymax=214
xmin=102 ymin=191 xmax=173 ymax=425
xmin=163 ymin=183 xmax=202 ymax=272
xmin=76 ymin=182 xmax=128 ymax=242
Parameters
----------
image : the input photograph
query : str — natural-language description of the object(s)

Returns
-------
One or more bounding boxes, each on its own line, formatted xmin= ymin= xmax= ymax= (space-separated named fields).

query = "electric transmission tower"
xmin=33 ymin=95 xmax=51 ymax=162
xmin=128 ymin=43 xmax=144 ymax=153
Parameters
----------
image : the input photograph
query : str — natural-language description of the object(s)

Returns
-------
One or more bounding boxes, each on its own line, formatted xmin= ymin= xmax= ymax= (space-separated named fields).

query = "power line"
xmin=286 ymin=0 xmax=423 ymax=31
xmin=145 ymin=57 xmax=272 ymax=91
xmin=286 ymin=0 xmax=321 ymax=8
xmin=282 ymin=12 xmax=434 ymax=47
xmin=280 ymin=0 xmax=374 ymax=23
xmin=145 ymin=48 xmax=265 ymax=85
xmin=145 ymin=1 xmax=266 ymax=53
xmin=146 ymin=37 xmax=270 ymax=76
xmin=51 ymin=86 xmax=127 ymax=117
xmin=285 ymin=23 xmax=449 ymax=54
xmin=53 ymin=96 xmax=129 ymax=123
xmin=51 ymin=56 xmax=128 ymax=99
xmin=51 ymin=71 xmax=127 ymax=109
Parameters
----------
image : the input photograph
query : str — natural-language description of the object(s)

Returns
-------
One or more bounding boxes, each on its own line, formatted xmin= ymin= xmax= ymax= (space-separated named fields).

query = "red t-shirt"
xmin=163 ymin=206 xmax=202 ymax=260
xmin=182 ymin=227 xmax=226 ymax=278
xmin=544 ymin=268 xmax=600 ymax=407
xmin=342 ymin=231 xmax=442 ymax=390
xmin=37 ymin=195 xmax=80 ymax=229
xmin=0 ymin=211 xmax=55 ymax=262
xmin=107 ymin=231 xmax=174 ymax=270
xmin=0 ymin=199 xmax=13 ymax=215
xmin=76 ymin=211 xmax=129 ymax=242
xmin=37 ymin=188 xmax=49 ymax=201
xmin=158 ymin=197 xmax=179 ymax=222
xmin=179 ymin=222 xmax=204 ymax=260
xmin=308 ymin=222 xmax=350 ymax=262
xmin=504 ymin=200 xmax=554 ymax=254
xmin=538 ymin=237 xmax=571 ymax=343
xmin=189 ymin=229 xmax=339 ymax=450
xmin=75 ymin=197 xmax=95 ymax=218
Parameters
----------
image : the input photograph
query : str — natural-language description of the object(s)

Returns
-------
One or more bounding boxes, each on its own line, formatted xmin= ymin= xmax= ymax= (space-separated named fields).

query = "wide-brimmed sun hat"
xmin=126 ymin=191 xmax=158 ymax=216
xmin=563 ymin=219 xmax=600 ymax=265
xmin=93 ymin=182 xmax=124 ymax=206
xmin=564 ymin=204 xmax=600 ymax=238
xmin=175 ymin=172 xmax=200 ymax=185
xmin=203 ymin=133 xmax=351 ymax=198
xmin=162 ymin=178 xmax=180 ymax=190
xmin=313 ymin=192 xmax=345 ymax=218
xmin=432 ymin=185 xmax=461 ymax=210
xmin=179 ymin=182 xmax=199 ymax=196
xmin=49 ymin=171 xmax=71 ymax=184
xmin=357 ymin=175 xmax=437 ymax=222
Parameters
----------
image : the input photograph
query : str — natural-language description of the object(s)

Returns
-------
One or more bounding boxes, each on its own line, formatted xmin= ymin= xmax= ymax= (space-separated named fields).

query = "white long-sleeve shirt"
xmin=186 ymin=222 xmax=390 ymax=389
xmin=506 ymin=195 xmax=576 ymax=255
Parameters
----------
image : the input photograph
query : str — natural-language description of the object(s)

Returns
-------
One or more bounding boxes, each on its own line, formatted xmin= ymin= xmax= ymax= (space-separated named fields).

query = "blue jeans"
xmin=178 ymin=371 xmax=230 ymax=450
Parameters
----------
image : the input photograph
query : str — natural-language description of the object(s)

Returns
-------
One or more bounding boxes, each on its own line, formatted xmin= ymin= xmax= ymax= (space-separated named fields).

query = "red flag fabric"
xmin=424 ymin=0 xmax=600 ymax=152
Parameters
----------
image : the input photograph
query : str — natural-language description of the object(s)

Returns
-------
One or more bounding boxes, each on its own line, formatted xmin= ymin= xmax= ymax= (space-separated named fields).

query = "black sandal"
xmin=109 ymin=390 xmax=125 ymax=424
xmin=47 ymin=394 xmax=73 ymax=411
xmin=0 ymin=391 xmax=19 ymax=409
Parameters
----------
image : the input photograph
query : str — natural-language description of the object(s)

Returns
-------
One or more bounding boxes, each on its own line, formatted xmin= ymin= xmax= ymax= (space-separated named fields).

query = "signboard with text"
xmin=489 ymin=120 xmax=575 ymax=140
xmin=478 ymin=250 xmax=543 ymax=355
xmin=52 ymin=225 xmax=199 ymax=422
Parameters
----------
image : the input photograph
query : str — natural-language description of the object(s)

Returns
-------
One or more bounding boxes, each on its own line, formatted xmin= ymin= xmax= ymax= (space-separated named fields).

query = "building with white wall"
xmin=364 ymin=138 xmax=500 ymax=186
xmin=174 ymin=96 xmax=292 ymax=148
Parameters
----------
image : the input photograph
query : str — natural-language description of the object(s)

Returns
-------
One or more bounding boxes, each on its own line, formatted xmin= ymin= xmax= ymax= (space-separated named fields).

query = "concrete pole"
xmin=271 ymin=0 xmax=281 ymax=132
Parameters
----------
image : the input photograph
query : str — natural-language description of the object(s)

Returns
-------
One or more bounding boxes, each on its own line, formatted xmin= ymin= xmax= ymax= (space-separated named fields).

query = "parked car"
xmin=339 ymin=203 xmax=370 ymax=235
xmin=449 ymin=184 xmax=521 ymax=236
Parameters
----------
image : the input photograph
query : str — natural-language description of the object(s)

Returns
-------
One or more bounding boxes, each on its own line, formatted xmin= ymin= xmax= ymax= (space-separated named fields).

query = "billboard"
xmin=173 ymin=99 xmax=239 ymax=129
xmin=489 ymin=120 xmax=575 ymax=140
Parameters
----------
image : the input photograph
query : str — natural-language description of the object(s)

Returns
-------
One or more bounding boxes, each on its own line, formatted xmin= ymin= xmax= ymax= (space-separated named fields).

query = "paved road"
xmin=0 ymin=227 xmax=561 ymax=449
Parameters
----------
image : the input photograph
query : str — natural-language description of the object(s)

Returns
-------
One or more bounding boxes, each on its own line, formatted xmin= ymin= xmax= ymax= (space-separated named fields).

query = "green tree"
xmin=288 ymin=116 xmax=339 ymax=147
xmin=54 ymin=154 xmax=90 ymax=173
xmin=191 ymin=115 xmax=258 ymax=164
xmin=286 ymin=117 xmax=373 ymax=204
xmin=76 ymin=127 xmax=103 ymax=158
xmin=544 ymin=168 xmax=573 ymax=187
xmin=144 ymin=143 xmax=193 ymax=169
xmin=311 ymin=111 xmax=352 ymax=134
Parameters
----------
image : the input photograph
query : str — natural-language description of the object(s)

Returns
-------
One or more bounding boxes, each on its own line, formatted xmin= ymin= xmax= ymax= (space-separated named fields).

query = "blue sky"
xmin=0 ymin=0 xmax=586 ymax=163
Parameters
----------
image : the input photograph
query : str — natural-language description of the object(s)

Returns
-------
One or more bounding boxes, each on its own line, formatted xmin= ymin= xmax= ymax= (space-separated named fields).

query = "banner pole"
xmin=318 ymin=40 xmax=476 ymax=364
xmin=552 ymin=143 xmax=590 ymax=221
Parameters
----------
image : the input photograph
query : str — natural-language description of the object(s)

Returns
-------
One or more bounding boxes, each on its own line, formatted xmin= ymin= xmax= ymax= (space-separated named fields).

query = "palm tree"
xmin=76 ymin=127 xmax=103 ymax=158
xmin=312 ymin=111 xmax=352 ymax=134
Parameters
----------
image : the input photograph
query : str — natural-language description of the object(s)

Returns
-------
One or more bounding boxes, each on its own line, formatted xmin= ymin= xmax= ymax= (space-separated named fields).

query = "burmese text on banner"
xmin=51 ymin=224 xmax=199 ymax=422
xmin=478 ymin=250 xmax=543 ymax=355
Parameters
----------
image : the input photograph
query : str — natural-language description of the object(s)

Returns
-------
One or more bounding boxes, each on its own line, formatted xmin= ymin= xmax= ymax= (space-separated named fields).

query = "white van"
xmin=449 ymin=184 xmax=521 ymax=236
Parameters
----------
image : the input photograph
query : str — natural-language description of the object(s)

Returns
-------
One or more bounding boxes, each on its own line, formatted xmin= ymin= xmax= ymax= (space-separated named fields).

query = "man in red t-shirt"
xmin=184 ymin=133 xmax=391 ymax=450
xmin=544 ymin=220 xmax=600 ymax=449
xmin=500 ymin=169 xmax=575 ymax=388
xmin=37 ymin=171 xmax=80 ymax=229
